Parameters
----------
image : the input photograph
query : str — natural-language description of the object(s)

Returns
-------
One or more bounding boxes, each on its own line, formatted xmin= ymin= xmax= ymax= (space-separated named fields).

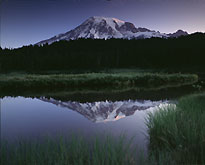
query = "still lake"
xmin=1 ymin=96 xmax=170 ymax=151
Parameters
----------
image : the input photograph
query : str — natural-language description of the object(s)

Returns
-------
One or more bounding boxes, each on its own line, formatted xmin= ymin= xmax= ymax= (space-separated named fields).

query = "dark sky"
xmin=1 ymin=0 xmax=205 ymax=48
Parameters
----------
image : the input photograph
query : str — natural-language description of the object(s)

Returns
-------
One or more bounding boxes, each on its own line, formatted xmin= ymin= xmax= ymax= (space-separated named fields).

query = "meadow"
xmin=0 ymin=72 xmax=198 ymax=94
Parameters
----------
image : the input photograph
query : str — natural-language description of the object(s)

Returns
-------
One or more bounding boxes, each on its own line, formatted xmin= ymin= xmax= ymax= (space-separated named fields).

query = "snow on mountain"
xmin=40 ymin=97 xmax=169 ymax=123
xmin=36 ymin=16 xmax=169 ymax=45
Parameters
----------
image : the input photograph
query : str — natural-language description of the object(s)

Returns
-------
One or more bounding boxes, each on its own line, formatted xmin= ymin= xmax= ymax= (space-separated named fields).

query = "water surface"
xmin=1 ymin=97 xmax=168 ymax=151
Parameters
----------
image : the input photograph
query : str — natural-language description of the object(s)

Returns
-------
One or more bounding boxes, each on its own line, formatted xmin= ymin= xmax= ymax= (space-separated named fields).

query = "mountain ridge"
xmin=36 ymin=16 xmax=188 ymax=45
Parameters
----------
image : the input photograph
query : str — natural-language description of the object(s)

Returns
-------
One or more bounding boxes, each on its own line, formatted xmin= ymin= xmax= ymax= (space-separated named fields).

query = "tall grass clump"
xmin=146 ymin=93 xmax=205 ymax=164
xmin=1 ymin=135 xmax=138 ymax=165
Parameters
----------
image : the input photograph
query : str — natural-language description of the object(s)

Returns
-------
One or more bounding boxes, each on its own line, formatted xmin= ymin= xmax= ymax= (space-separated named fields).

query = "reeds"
xmin=146 ymin=93 xmax=205 ymax=164
xmin=1 ymin=135 xmax=137 ymax=165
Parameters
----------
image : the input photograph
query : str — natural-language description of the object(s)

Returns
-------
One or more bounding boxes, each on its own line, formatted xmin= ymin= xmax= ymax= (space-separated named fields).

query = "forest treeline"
xmin=0 ymin=33 xmax=205 ymax=73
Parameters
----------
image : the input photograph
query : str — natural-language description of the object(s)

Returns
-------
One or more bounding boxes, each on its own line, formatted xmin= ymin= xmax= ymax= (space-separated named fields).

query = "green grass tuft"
xmin=146 ymin=93 xmax=205 ymax=164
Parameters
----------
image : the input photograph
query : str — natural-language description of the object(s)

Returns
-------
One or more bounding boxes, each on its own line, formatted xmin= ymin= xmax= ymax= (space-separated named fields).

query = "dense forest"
xmin=0 ymin=33 xmax=205 ymax=73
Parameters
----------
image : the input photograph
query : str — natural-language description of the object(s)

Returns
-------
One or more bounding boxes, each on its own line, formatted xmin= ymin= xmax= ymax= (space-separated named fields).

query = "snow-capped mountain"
xmin=37 ymin=16 xmax=171 ymax=45
xmin=40 ymin=97 xmax=168 ymax=123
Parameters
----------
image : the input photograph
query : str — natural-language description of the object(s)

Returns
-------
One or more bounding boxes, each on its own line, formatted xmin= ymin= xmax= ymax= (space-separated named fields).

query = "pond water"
xmin=1 ymin=97 xmax=169 ymax=151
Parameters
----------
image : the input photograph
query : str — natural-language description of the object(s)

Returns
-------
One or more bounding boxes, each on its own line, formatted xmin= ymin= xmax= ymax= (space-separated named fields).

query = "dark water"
xmin=1 ymin=97 xmax=169 ymax=151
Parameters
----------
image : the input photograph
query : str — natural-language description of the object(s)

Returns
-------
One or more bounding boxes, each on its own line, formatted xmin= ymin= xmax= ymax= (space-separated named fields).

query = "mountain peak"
xmin=81 ymin=16 xmax=126 ymax=35
xmin=88 ymin=16 xmax=125 ymax=25
xmin=36 ymin=16 xmax=187 ymax=46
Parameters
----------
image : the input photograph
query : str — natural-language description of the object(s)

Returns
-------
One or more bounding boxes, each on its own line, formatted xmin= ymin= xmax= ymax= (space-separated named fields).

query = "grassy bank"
xmin=147 ymin=93 xmax=205 ymax=164
xmin=1 ymin=135 xmax=176 ymax=165
xmin=0 ymin=72 xmax=198 ymax=94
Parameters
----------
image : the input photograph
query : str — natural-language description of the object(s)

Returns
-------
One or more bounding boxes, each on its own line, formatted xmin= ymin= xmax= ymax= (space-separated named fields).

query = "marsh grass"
xmin=0 ymin=72 xmax=198 ymax=93
xmin=1 ymin=135 xmax=137 ymax=165
xmin=146 ymin=93 xmax=205 ymax=164
xmin=1 ymin=134 xmax=179 ymax=165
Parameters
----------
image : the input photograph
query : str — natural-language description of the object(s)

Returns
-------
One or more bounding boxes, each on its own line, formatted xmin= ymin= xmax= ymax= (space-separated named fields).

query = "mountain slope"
xmin=37 ymin=16 xmax=169 ymax=45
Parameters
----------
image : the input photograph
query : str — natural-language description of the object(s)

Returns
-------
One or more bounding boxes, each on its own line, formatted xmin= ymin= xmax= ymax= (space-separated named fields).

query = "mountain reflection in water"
xmin=40 ymin=98 xmax=168 ymax=123
xmin=1 ymin=96 xmax=172 ymax=152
